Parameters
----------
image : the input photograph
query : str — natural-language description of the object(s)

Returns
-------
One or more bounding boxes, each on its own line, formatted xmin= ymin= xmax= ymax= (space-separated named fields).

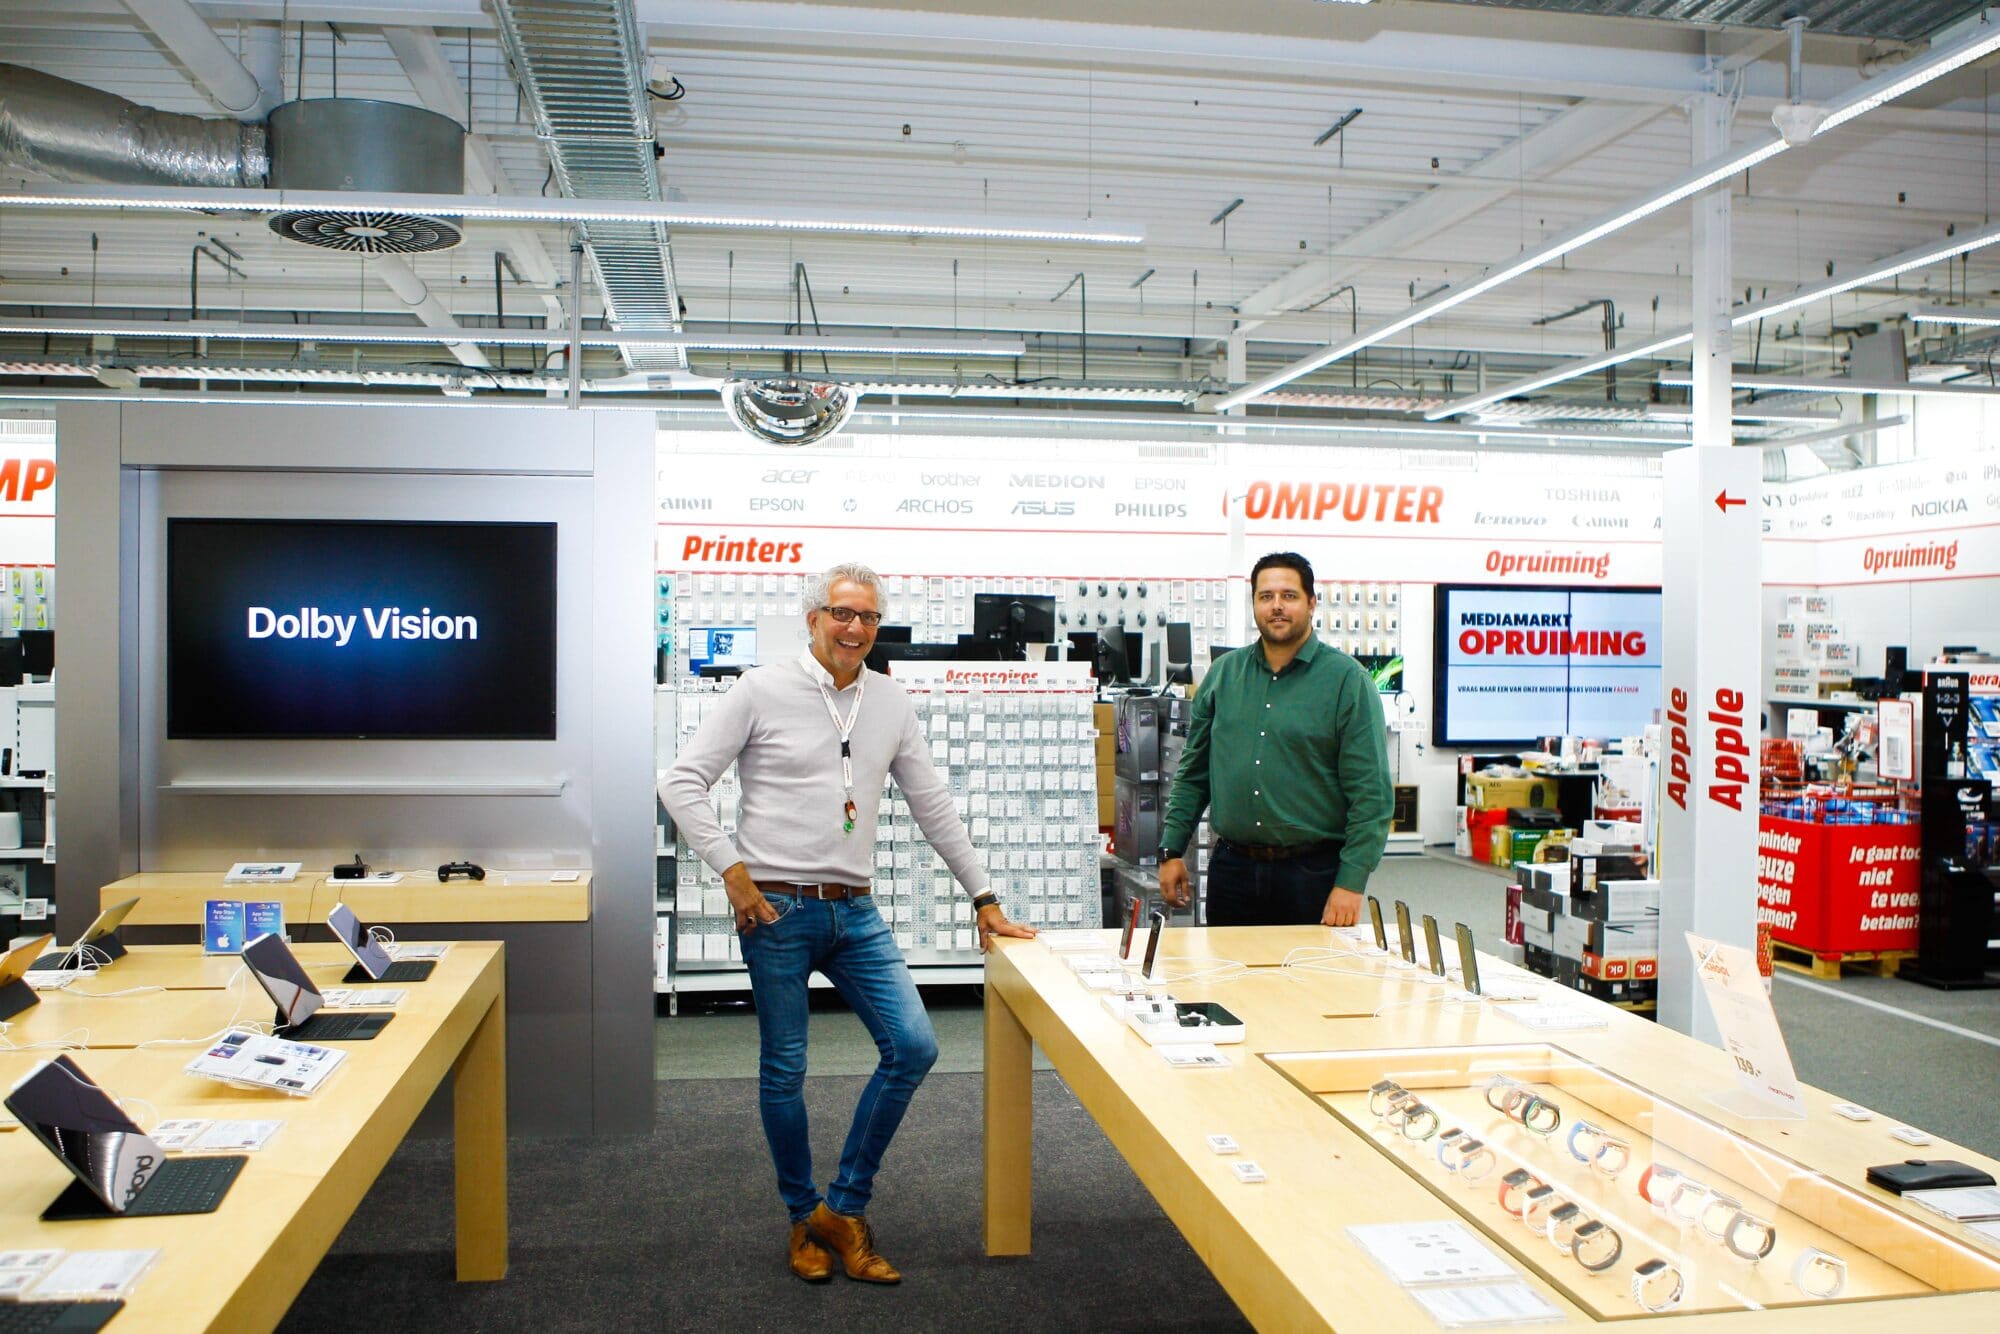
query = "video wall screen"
xmin=1434 ymin=584 xmax=1661 ymax=746
xmin=167 ymin=518 xmax=557 ymax=739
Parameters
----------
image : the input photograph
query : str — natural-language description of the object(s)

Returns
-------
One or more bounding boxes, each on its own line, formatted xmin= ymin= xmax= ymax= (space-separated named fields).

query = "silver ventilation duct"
xmin=267 ymin=99 xmax=464 ymax=253
xmin=0 ymin=64 xmax=266 ymax=187
xmin=490 ymin=0 xmax=688 ymax=372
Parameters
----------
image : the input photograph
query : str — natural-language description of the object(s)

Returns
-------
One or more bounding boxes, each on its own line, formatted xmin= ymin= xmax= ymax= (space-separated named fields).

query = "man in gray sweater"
xmin=660 ymin=561 xmax=1035 ymax=1286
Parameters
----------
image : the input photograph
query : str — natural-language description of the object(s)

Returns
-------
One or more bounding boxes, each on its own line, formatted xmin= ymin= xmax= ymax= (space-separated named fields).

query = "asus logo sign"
xmin=1011 ymin=500 xmax=1075 ymax=516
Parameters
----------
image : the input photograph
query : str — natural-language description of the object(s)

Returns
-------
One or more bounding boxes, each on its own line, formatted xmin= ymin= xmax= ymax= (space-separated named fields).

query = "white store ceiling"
xmin=0 ymin=0 xmax=1998 ymax=465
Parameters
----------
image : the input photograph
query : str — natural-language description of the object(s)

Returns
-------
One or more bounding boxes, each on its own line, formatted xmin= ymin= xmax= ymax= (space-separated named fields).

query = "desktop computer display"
xmin=687 ymin=626 xmax=758 ymax=675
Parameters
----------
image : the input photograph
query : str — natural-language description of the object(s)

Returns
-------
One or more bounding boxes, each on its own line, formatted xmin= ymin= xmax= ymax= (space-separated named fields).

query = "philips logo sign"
xmin=248 ymin=605 xmax=479 ymax=646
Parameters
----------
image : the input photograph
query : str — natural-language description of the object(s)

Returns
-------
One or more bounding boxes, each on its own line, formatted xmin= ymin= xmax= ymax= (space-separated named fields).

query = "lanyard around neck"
xmin=808 ymin=663 xmax=865 ymax=834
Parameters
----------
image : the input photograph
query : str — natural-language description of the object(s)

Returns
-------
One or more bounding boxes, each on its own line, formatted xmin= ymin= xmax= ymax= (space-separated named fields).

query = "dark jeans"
xmin=1205 ymin=841 xmax=1345 ymax=926
xmin=738 ymin=892 xmax=939 ymax=1222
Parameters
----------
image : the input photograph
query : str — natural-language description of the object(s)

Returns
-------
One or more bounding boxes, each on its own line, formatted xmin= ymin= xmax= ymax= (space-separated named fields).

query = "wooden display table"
xmin=0 ymin=941 xmax=507 ymax=1329
xmin=100 ymin=870 xmax=591 ymax=927
xmin=984 ymin=926 xmax=2000 ymax=1330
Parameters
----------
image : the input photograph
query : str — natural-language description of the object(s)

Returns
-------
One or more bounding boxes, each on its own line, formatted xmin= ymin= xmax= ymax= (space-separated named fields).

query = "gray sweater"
xmin=659 ymin=651 xmax=991 ymax=894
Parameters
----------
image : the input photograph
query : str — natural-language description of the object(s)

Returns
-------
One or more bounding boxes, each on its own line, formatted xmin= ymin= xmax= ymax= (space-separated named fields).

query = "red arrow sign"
xmin=1715 ymin=491 xmax=1746 ymax=512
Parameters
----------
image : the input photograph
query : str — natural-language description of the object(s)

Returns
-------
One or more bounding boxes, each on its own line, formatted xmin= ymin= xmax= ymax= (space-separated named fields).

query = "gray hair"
xmin=801 ymin=561 xmax=884 ymax=617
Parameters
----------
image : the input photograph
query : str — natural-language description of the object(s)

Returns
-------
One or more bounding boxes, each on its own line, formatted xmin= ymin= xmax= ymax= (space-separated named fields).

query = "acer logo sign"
xmin=0 ymin=458 xmax=54 ymax=503
xmin=1242 ymin=480 xmax=1441 ymax=524
xmin=761 ymin=469 xmax=816 ymax=485
xmin=1012 ymin=500 xmax=1075 ymax=517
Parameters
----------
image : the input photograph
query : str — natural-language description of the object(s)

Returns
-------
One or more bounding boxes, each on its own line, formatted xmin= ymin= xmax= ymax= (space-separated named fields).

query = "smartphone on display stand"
xmin=1421 ymin=914 xmax=1446 ymax=978
xmin=1142 ymin=910 xmax=1167 ymax=982
xmin=1454 ymin=923 xmax=1482 ymax=997
xmin=1366 ymin=896 xmax=1388 ymax=953
xmin=1392 ymin=900 xmax=1416 ymax=966
xmin=1121 ymin=896 xmax=1144 ymax=961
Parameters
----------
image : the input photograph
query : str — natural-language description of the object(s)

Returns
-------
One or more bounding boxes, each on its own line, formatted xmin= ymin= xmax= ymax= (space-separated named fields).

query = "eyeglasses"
xmin=819 ymin=606 xmax=882 ymax=627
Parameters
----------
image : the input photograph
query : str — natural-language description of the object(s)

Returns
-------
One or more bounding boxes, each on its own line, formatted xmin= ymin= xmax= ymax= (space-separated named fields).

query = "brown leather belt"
xmin=1217 ymin=838 xmax=1339 ymax=864
xmin=759 ymin=881 xmax=871 ymax=901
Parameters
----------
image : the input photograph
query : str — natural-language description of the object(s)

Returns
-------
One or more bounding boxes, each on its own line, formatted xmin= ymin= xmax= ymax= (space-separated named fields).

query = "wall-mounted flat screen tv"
xmin=167 ymin=518 xmax=557 ymax=739
xmin=1434 ymin=584 xmax=1661 ymax=746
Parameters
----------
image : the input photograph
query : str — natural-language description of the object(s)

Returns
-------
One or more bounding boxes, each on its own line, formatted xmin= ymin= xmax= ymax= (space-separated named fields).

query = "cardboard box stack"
xmin=1094 ymin=701 xmax=1116 ymax=827
xmin=1464 ymin=769 xmax=1556 ymax=862
xmin=1517 ymin=848 xmax=1659 ymax=1009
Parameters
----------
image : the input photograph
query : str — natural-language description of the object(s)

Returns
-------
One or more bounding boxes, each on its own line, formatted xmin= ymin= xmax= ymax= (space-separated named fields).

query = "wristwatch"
xmin=1157 ymin=846 xmax=1184 ymax=863
xmin=970 ymin=891 xmax=1001 ymax=913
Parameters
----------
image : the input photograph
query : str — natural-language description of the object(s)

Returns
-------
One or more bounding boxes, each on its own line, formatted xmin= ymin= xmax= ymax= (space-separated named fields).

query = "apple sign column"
xmin=1657 ymin=87 xmax=1761 ymax=1043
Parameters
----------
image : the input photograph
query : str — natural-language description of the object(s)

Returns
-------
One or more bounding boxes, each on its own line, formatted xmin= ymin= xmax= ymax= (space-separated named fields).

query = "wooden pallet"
xmin=1770 ymin=940 xmax=1915 ymax=981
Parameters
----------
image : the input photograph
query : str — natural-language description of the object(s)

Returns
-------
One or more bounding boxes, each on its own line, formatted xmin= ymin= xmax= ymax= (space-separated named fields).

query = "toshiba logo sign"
xmin=1242 ymin=480 xmax=1442 ymax=524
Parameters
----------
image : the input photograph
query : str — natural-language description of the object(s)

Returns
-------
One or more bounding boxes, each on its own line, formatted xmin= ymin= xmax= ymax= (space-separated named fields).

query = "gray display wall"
xmin=53 ymin=402 xmax=656 ymax=1135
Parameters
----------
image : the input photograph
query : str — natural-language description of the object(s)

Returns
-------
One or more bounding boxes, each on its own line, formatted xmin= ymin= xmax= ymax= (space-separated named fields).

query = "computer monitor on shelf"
xmin=863 ymin=625 xmax=912 ymax=675
xmin=1164 ymin=621 xmax=1193 ymax=686
xmin=972 ymin=593 xmax=1055 ymax=646
xmin=19 ymin=630 xmax=50 ymax=679
xmin=687 ymin=626 xmax=757 ymax=676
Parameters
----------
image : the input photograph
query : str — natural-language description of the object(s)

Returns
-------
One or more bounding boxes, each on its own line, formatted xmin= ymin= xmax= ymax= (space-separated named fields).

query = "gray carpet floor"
xmin=280 ymin=1072 xmax=1250 ymax=1333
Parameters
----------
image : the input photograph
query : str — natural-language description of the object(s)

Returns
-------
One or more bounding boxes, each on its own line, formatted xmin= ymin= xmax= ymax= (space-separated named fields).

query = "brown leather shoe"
xmin=789 ymin=1221 xmax=834 ymax=1283
xmin=807 ymin=1202 xmax=902 ymax=1283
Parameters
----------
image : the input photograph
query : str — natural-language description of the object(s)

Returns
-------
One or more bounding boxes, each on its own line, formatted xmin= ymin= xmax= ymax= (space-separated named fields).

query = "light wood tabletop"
xmin=99 ymin=871 xmax=591 ymax=927
xmin=984 ymin=926 xmax=2000 ymax=1331
xmin=0 ymin=941 xmax=507 ymax=1330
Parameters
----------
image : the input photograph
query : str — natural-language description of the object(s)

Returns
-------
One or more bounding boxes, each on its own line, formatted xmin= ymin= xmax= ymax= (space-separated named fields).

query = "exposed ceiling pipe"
xmin=121 ymin=0 xmax=281 ymax=120
xmin=0 ymin=64 xmax=265 ymax=187
xmin=370 ymin=255 xmax=491 ymax=370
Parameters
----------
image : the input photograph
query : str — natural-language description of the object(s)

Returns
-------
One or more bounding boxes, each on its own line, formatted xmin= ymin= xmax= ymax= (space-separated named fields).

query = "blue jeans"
xmin=1204 ymin=841 xmax=1345 ymax=926
xmin=738 ymin=892 xmax=939 ymax=1222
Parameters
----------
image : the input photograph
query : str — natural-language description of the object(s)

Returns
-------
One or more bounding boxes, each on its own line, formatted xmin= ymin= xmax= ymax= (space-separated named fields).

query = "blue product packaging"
xmin=246 ymin=900 xmax=285 ymax=941
xmin=205 ymin=899 xmax=247 ymax=954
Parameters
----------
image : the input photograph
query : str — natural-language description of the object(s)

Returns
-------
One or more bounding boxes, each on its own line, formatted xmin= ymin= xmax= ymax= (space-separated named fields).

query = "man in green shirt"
xmin=1158 ymin=552 xmax=1393 ymax=926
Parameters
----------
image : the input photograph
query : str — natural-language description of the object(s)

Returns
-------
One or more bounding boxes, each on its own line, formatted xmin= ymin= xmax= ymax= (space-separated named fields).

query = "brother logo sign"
xmin=247 ymin=605 xmax=479 ymax=646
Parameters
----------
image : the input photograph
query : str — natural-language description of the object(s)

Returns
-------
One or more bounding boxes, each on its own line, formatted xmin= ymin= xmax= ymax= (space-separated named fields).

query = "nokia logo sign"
xmin=761 ymin=469 xmax=816 ymax=485
xmin=1010 ymin=473 xmax=1105 ymax=489
xmin=1912 ymin=498 xmax=1969 ymax=517
xmin=1012 ymin=500 xmax=1075 ymax=517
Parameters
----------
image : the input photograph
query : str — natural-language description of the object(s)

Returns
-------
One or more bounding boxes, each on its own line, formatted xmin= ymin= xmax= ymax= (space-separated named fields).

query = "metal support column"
xmin=1657 ymin=85 xmax=1764 ymax=1042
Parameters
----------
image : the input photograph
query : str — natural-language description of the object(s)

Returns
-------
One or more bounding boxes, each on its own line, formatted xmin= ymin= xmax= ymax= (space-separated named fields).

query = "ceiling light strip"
xmin=0 ymin=316 xmax=1025 ymax=357
xmin=1911 ymin=305 xmax=2000 ymax=328
xmin=851 ymin=405 xmax=1686 ymax=447
xmin=1217 ymin=17 xmax=2000 ymax=414
xmin=1655 ymin=373 xmax=2000 ymax=399
xmin=0 ymin=183 xmax=1144 ymax=245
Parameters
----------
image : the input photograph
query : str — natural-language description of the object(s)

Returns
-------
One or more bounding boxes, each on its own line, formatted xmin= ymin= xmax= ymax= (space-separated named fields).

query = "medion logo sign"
xmin=1011 ymin=473 xmax=1105 ymax=489
xmin=247 ymin=605 xmax=478 ymax=646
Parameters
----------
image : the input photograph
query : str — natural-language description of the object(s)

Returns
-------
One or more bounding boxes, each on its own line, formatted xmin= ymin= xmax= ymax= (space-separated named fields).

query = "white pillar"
xmin=1657 ymin=87 xmax=1763 ymax=1042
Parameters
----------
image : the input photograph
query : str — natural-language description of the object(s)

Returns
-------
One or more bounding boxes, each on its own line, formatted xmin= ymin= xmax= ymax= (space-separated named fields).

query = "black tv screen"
xmin=1433 ymin=583 xmax=1660 ymax=746
xmin=167 ymin=518 xmax=557 ymax=739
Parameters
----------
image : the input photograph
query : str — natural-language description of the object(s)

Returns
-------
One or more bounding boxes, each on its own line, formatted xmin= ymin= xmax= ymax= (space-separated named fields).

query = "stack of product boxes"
xmin=1461 ymin=769 xmax=1559 ymax=864
xmin=1516 ymin=835 xmax=1658 ymax=1008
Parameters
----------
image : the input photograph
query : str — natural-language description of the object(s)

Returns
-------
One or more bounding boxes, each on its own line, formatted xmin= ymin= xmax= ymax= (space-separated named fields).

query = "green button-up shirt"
xmin=1161 ymin=634 xmax=1393 ymax=893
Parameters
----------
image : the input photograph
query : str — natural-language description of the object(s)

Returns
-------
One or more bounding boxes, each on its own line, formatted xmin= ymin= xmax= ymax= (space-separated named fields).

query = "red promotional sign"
xmin=1755 ymin=815 xmax=1919 ymax=955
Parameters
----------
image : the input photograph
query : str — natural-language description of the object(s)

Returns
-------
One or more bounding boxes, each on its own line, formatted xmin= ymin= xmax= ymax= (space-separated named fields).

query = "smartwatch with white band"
xmin=1724 ymin=1210 xmax=1777 ymax=1263
xmin=1631 ymin=1258 xmax=1685 ymax=1312
xmin=1455 ymin=1138 xmax=1498 ymax=1183
xmin=1792 ymin=1246 xmax=1846 ymax=1299
xmin=1545 ymin=1203 xmax=1586 ymax=1256
xmin=1592 ymin=1136 xmax=1632 ymax=1178
xmin=1698 ymin=1191 xmax=1744 ymax=1242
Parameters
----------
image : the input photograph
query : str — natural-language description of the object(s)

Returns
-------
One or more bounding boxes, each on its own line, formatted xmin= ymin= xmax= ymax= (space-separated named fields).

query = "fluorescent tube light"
xmin=0 ymin=316 xmax=1025 ymax=357
xmin=0 ymin=183 xmax=1144 ymax=245
xmin=1816 ymin=17 xmax=2000 ymax=133
xmin=1911 ymin=304 xmax=2000 ymax=328
xmin=1655 ymin=373 xmax=2000 ymax=399
xmin=848 ymin=406 xmax=1685 ymax=447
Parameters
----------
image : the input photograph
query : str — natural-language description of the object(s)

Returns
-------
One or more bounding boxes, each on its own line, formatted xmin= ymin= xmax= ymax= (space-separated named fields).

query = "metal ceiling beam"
xmin=381 ymin=24 xmax=568 ymax=330
xmin=1234 ymin=102 xmax=1661 ymax=332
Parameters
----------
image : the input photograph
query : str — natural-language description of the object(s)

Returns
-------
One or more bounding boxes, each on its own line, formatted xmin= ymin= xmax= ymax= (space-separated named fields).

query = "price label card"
xmin=1688 ymin=932 xmax=1806 ymax=1118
